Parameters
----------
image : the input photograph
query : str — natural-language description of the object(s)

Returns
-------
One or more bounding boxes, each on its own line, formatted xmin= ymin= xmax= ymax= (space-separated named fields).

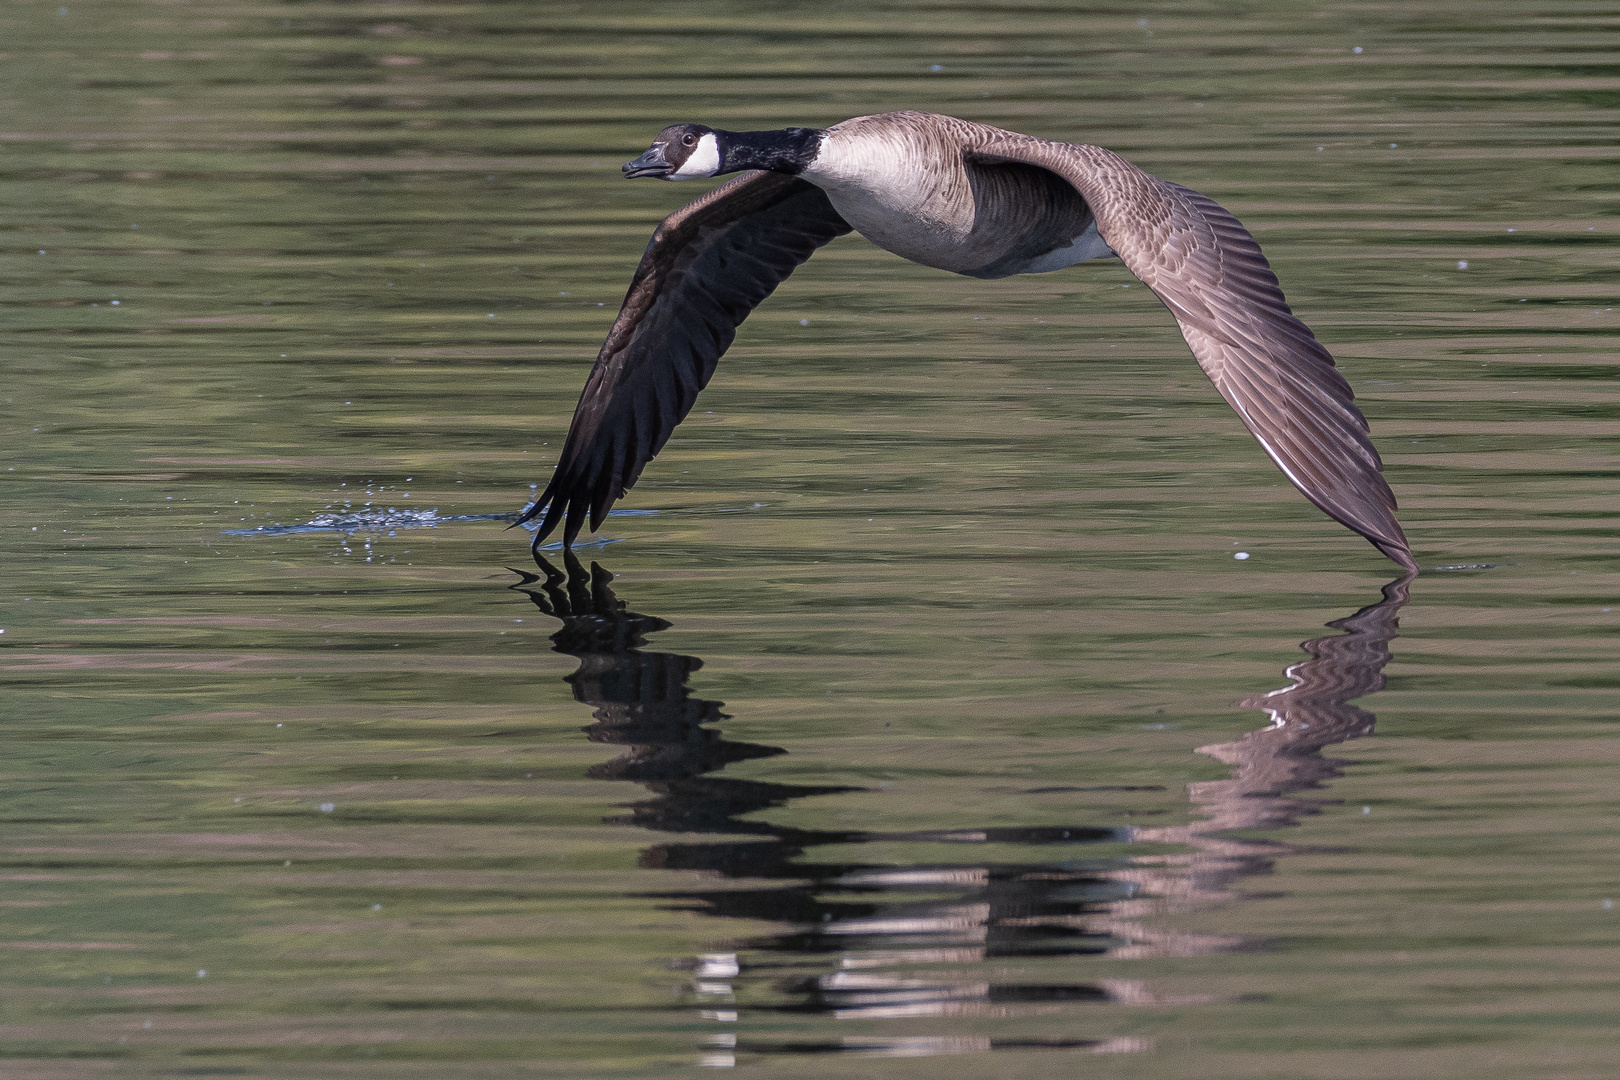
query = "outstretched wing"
xmin=521 ymin=170 xmax=852 ymax=546
xmin=968 ymin=138 xmax=1415 ymax=571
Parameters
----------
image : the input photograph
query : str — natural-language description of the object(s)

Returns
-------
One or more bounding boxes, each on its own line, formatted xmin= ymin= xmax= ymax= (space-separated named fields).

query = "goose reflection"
xmin=513 ymin=556 xmax=1410 ymax=1062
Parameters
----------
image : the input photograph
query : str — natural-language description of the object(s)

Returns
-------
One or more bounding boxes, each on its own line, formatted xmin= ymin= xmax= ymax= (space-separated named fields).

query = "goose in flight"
xmin=518 ymin=111 xmax=1415 ymax=571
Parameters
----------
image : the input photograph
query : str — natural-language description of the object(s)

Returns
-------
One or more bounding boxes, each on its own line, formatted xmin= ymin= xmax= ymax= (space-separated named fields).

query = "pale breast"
xmin=803 ymin=126 xmax=979 ymax=272
xmin=800 ymin=117 xmax=1103 ymax=278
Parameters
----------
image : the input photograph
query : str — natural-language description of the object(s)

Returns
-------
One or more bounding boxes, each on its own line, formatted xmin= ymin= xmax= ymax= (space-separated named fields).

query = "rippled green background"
xmin=2 ymin=1 xmax=1618 ymax=1077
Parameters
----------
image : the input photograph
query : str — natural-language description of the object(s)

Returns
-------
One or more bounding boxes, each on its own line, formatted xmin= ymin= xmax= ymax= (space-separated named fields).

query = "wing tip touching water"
xmin=1372 ymin=535 xmax=1419 ymax=574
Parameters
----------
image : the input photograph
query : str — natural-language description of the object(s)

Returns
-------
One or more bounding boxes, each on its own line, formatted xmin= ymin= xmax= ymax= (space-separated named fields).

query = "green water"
xmin=2 ymin=1 xmax=1618 ymax=1076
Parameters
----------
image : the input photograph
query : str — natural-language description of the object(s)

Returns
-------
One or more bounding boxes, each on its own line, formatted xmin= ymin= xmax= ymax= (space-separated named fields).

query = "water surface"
xmin=2 ymin=2 xmax=1618 ymax=1077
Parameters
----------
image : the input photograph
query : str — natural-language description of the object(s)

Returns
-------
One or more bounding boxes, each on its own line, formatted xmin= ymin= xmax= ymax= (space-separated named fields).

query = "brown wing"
xmin=520 ymin=171 xmax=852 ymax=546
xmin=968 ymin=139 xmax=1415 ymax=572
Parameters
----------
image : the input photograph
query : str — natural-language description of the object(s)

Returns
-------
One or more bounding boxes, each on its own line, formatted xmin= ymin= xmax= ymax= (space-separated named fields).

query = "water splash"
xmin=223 ymin=507 xmax=501 ymax=537
xmin=223 ymin=506 xmax=648 ymax=548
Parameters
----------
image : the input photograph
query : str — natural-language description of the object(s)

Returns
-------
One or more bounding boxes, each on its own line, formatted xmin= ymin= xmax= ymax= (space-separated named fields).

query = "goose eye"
xmin=682 ymin=134 xmax=697 ymax=146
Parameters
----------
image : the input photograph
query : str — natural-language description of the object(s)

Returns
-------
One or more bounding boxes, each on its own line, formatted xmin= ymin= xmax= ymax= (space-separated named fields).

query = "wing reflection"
xmin=514 ymin=556 xmax=1409 ymax=1063
xmin=1110 ymin=574 xmax=1413 ymax=956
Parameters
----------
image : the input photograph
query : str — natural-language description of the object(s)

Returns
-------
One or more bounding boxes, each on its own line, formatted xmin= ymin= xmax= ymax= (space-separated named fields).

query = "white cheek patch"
xmin=668 ymin=133 xmax=721 ymax=180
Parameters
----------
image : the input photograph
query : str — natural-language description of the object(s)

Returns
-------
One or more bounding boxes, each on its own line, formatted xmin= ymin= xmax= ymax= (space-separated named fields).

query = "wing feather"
xmin=969 ymin=138 xmax=1414 ymax=570
xmin=520 ymin=171 xmax=852 ymax=546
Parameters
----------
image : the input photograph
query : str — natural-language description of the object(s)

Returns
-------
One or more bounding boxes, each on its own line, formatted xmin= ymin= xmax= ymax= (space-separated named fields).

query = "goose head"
xmin=624 ymin=124 xmax=825 ymax=181
xmin=623 ymin=124 xmax=721 ymax=180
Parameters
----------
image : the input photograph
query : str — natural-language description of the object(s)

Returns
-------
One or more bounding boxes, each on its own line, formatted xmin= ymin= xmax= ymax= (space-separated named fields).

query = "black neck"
xmin=716 ymin=127 xmax=823 ymax=175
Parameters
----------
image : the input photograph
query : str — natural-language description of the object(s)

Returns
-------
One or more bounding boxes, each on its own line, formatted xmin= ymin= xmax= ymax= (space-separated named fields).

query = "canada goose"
xmin=519 ymin=111 xmax=1415 ymax=571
